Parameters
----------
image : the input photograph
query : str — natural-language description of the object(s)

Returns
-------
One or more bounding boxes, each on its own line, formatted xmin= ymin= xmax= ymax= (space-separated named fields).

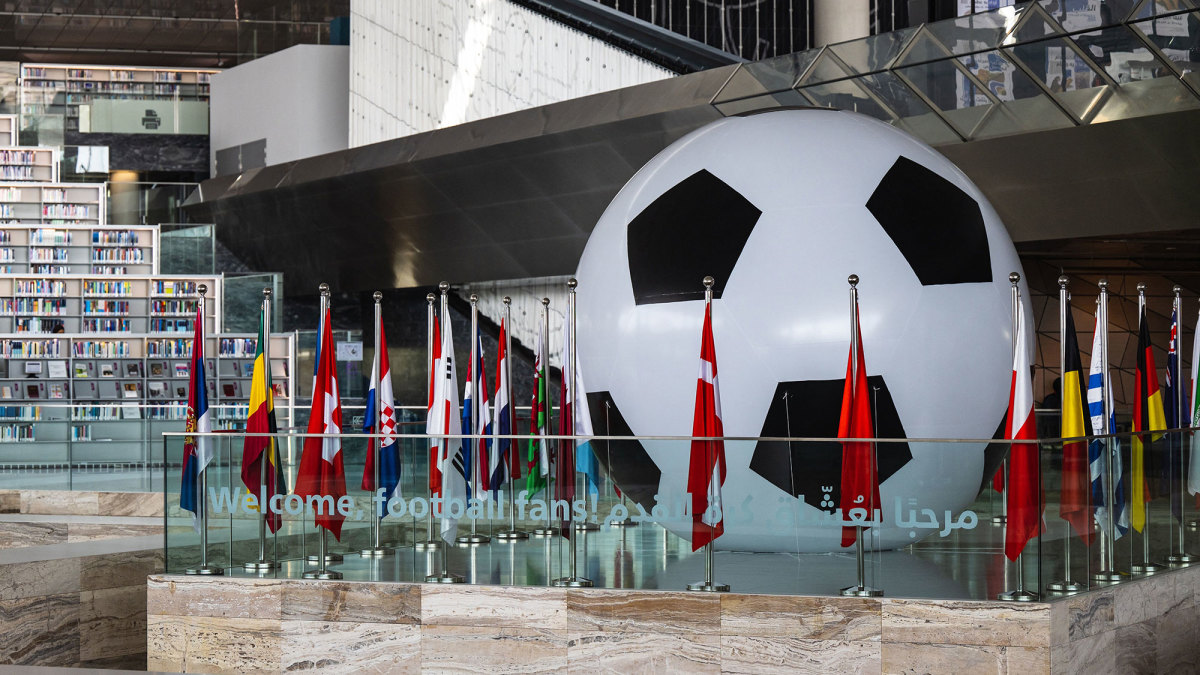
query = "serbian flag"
xmin=362 ymin=322 xmax=401 ymax=505
xmin=180 ymin=305 xmax=212 ymax=532
xmin=240 ymin=310 xmax=286 ymax=533
xmin=490 ymin=318 xmax=517 ymax=492
xmin=526 ymin=321 xmax=550 ymax=497
xmin=1005 ymin=294 xmax=1043 ymax=561
xmin=295 ymin=307 xmax=348 ymax=539
xmin=1060 ymin=306 xmax=1092 ymax=544
xmin=1132 ymin=303 xmax=1166 ymax=532
xmin=687 ymin=300 xmax=726 ymax=551
xmin=426 ymin=313 xmax=443 ymax=497
xmin=433 ymin=301 xmax=468 ymax=542
xmin=838 ymin=304 xmax=878 ymax=548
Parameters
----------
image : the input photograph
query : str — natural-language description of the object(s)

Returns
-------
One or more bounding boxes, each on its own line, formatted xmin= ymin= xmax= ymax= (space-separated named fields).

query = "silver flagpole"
xmin=416 ymin=290 xmax=443 ymax=551
xmin=497 ymin=296 xmax=528 ymax=541
xmin=533 ymin=298 xmax=556 ymax=538
xmin=362 ymin=291 xmax=393 ymax=557
xmin=244 ymin=287 xmax=279 ymax=572
xmin=187 ymin=284 xmax=221 ymax=575
xmin=840 ymin=274 xmax=882 ymax=598
xmin=1167 ymin=286 xmax=1197 ymax=565
xmin=1092 ymin=280 xmax=1124 ymax=582
xmin=1000 ymin=272 xmax=1038 ymax=602
xmin=553 ymin=278 xmax=592 ymax=587
xmin=305 ymin=284 xmax=342 ymax=579
xmin=1131 ymin=284 xmax=1166 ymax=575
xmin=457 ymin=295 xmax=489 ymax=545
xmin=427 ymin=285 xmax=464 ymax=583
xmin=688 ymin=276 xmax=729 ymax=593
xmin=1048 ymin=276 xmax=1084 ymax=593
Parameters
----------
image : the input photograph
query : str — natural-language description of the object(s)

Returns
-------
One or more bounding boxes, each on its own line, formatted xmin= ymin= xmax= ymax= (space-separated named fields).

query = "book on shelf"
xmin=46 ymin=360 xmax=67 ymax=378
xmin=124 ymin=362 xmax=140 ymax=377
xmin=74 ymin=363 xmax=90 ymax=378
xmin=148 ymin=381 xmax=164 ymax=398
xmin=174 ymin=385 xmax=186 ymax=398
xmin=271 ymin=382 xmax=288 ymax=399
xmin=149 ymin=362 xmax=164 ymax=377
xmin=49 ymin=382 xmax=63 ymax=399
xmin=100 ymin=363 xmax=114 ymax=377
xmin=122 ymin=382 xmax=139 ymax=398
xmin=121 ymin=402 xmax=140 ymax=419
xmin=25 ymin=383 xmax=41 ymax=399
xmin=174 ymin=363 xmax=187 ymax=378
xmin=221 ymin=382 xmax=238 ymax=398
xmin=0 ymin=384 xmax=12 ymax=399
xmin=242 ymin=361 xmax=254 ymax=377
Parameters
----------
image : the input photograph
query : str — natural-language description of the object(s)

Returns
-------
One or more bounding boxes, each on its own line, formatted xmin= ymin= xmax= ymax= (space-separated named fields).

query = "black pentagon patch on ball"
xmin=749 ymin=377 xmax=912 ymax=512
xmin=866 ymin=156 xmax=991 ymax=286
xmin=627 ymin=170 xmax=761 ymax=305
xmin=586 ymin=391 xmax=660 ymax=512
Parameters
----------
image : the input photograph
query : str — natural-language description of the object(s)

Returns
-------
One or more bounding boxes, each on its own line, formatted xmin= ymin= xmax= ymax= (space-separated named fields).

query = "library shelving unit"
xmin=0 ymin=273 xmax=220 ymax=334
xmin=0 ymin=223 xmax=157 ymax=275
xmin=20 ymin=64 xmax=218 ymax=132
xmin=0 ymin=115 xmax=17 ymax=146
xmin=0 ymin=147 xmax=58 ymax=182
xmin=0 ymin=184 xmax=105 ymax=257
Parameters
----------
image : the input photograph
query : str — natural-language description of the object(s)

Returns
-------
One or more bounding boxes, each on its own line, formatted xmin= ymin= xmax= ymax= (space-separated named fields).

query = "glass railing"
xmin=160 ymin=423 xmax=1200 ymax=600
xmin=710 ymin=0 xmax=1200 ymax=144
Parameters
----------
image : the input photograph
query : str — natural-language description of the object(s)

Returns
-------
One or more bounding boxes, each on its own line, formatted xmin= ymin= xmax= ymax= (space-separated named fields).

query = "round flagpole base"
xmin=306 ymin=553 xmax=344 ymax=563
xmin=610 ymin=518 xmax=637 ymax=528
xmin=1045 ymin=579 xmax=1086 ymax=593
xmin=413 ymin=540 xmax=443 ymax=551
xmin=531 ymin=527 xmax=557 ymax=538
xmin=455 ymin=534 xmax=490 ymax=545
xmin=686 ymin=581 xmax=730 ymax=593
xmin=552 ymin=576 xmax=594 ymax=588
xmin=997 ymin=589 xmax=1040 ymax=602
xmin=840 ymin=585 xmax=884 ymax=598
xmin=242 ymin=560 xmax=278 ymax=572
xmin=1091 ymin=570 xmax=1126 ymax=583
xmin=302 ymin=569 xmax=343 ymax=580
xmin=360 ymin=547 xmax=394 ymax=557
xmin=494 ymin=530 xmax=529 ymax=541
xmin=574 ymin=522 xmax=600 ymax=532
xmin=185 ymin=565 xmax=224 ymax=576
xmin=425 ymin=573 xmax=464 ymax=583
xmin=991 ymin=515 xmax=1007 ymax=526
xmin=1130 ymin=562 xmax=1166 ymax=575
xmin=1166 ymin=553 xmax=1200 ymax=565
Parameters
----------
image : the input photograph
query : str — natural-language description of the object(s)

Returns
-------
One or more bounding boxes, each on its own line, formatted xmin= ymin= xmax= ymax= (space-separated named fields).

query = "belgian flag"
xmin=240 ymin=311 xmax=286 ymax=533
xmin=1132 ymin=304 xmax=1167 ymax=532
xmin=1059 ymin=307 xmax=1092 ymax=544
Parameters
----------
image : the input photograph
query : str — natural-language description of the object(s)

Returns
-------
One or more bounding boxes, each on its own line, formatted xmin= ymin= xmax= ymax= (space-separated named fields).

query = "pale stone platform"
xmin=146 ymin=563 xmax=1200 ymax=673
xmin=0 ymin=489 xmax=162 ymax=518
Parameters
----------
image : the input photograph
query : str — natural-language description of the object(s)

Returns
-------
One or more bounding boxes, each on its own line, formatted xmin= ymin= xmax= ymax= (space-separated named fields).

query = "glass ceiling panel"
xmin=1037 ymin=0 xmax=1107 ymax=36
xmin=797 ymin=78 xmax=894 ymax=123
xmin=827 ymin=27 xmax=918 ymax=75
xmin=1129 ymin=0 xmax=1200 ymax=20
xmin=712 ymin=51 xmax=821 ymax=103
xmin=923 ymin=9 xmax=1017 ymax=55
xmin=1129 ymin=11 xmax=1200 ymax=75
xmin=1006 ymin=36 xmax=1110 ymax=120
xmin=797 ymin=51 xmax=857 ymax=87
xmin=894 ymin=30 xmax=955 ymax=67
xmin=896 ymin=59 xmax=994 ymax=137
xmin=967 ymin=50 xmax=1076 ymax=138
xmin=1083 ymin=23 xmax=1200 ymax=121
xmin=857 ymin=71 xmax=963 ymax=145
xmin=1007 ymin=6 xmax=1067 ymax=43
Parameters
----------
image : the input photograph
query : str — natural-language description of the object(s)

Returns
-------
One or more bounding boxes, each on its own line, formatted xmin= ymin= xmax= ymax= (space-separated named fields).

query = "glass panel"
xmin=1130 ymin=0 xmax=1200 ymax=21
xmin=713 ymin=90 xmax=811 ymax=117
xmin=797 ymin=51 xmax=857 ymax=87
xmin=924 ymin=7 xmax=1023 ymax=55
xmin=1041 ymin=0 xmax=1107 ymax=35
xmin=1131 ymin=12 xmax=1200 ymax=82
xmin=894 ymin=30 xmax=955 ymax=68
xmin=856 ymin=72 xmax=963 ymax=145
xmin=967 ymin=50 xmax=1076 ymax=138
xmin=712 ymin=51 xmax=821 ymax=103
xmin=797 ymin=79 xmax=895 ymax=122
xmin=1083 ymin=23 xmax=1200 ymax=120
xmin=828 ymin=27 xmax=919 ymax=75
xmin=897 ymin=60 xmax=995 ymax=137
xmin=1006 ymin=38 xmax=1111 ymax=119
xmin=1008 ymin=6 xmax=1067 ymax=43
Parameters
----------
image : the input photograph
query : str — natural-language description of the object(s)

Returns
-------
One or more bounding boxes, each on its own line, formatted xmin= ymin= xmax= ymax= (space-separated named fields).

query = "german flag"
xmin=1060 ymin=307 xmax=1092 ymax=544
xmin=1132 ymin=304 xmax=1167 ymax=532
xmin=240 ymin=311 xmax=286 ymax=533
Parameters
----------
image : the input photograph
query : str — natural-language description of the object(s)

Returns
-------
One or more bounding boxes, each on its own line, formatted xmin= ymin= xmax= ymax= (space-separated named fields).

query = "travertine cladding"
xmin=0 ymin=489 xmax=163 ymax=517
xmin=148 ymin=566 xmax=1200 ymax=674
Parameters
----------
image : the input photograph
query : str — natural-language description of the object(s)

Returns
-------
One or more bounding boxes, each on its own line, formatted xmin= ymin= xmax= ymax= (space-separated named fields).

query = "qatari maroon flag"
xmin=688 ymin=301 xmax=726 ymax=551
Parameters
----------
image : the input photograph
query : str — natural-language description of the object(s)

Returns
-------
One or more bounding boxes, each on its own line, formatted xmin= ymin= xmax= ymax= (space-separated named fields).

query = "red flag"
xmin=556 ymin=366 xmax=575 ymax=538
xmin=426 ymin=315 xmax=443 ymax=495
xmin=839 ymin=308 xmax=879 ymax=548
xmin=1005 ymin=297 xmax=1042 ymax=560
xmin=295 ymin=308 xmax=347 ymax=539
xmin=687 ymin=301 xmax=726 ymax=551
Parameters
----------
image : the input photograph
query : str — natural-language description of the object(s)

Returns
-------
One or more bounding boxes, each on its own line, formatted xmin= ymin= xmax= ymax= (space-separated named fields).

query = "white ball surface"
xmin=575 ymin=109 xmax=1030 ymax=553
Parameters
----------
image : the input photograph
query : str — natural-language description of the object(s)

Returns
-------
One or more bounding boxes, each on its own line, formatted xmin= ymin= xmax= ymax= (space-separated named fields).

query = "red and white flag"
xmin=1005 ymin=293 xmax=1042 ymax=560
xmin=687 ymin=301 xmax=726 ymax=551
xmin=295 ymin=307 xmax=347 ymax=539
xmin=426 ymin=313 xmax=443 ymax=497
xmin=839 ymin=305 xmax=879 ymax=548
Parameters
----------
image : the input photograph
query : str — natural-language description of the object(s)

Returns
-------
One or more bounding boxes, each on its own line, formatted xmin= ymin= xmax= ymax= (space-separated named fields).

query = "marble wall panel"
xmin=720 ymin=593 xmax=881 ymax=641
xmin=720 ymin=636 xmax=881 ymax=674
xmin=78 ymin=585 xmax=146 ymax=662
xmin=567 ymin=631 xmax=720 ymax=674
xmin=67 ymin=522 xmax=163 ymax=542
xmin=0 ymin=490 xmax=18 ymax=513
xmin=21 ymin=490 xmax=99 ymax=516
xmin=0 ymin=521 xmax=67 ymax=548
xmin=1053 ymin=626 xmax=1116 ymax=675
xmin=146 ymin=614 xmax=187 ymax=672
xmin=281 ymin=620 xmax=419 ymax=673
xmin=32 ymin=592 xmax=80 ymax=667
xmin=175 ymin=615 xmax=283 ymax=674
xmin=1114 ymin=619 xmax=1157 ymax=674
xmin=148 ymin=575 xmax=282 ymax=620
xmin=1065 ymin=589 xmax=1115 ymax=641
xmin=565 ymin=589 xmax=720 ymax=634
xmin=97 ymin=492 xmax=164 ymax=517
xmin=0 ymin=593 xmax=78 ymax=665
xmin=0 ymin=558 xmax=81 ymax=601
xmin=1155 ymin=600 xmax=1199 ymax=674
xmin=420 ymin=625 xmax=568 ymax=673
xmin=423 ymin=585 xmax=566 ymax=629
xmin=881 ymin=598 xmax=1051 ymax=648
xmin=281 ymin=579 xmax=420 ymax=624
xmin=81 ymin=548 xmax=163 ymax=591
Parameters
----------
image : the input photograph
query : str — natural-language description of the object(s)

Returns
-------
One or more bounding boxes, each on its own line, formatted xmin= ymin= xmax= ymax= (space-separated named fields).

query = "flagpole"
xmin=999 ymin=272 xmax=1038 ymax=602
xmin=573 ymin=291 xmax=599 ymax=529
xmin=1167 ymin=285 xmax=1197 ymax=565
xmin=533 ymin=297 xmax=556 ymax=538
xmin=1131 ymin=283 xmax=1166 ymax=575
xmin=304 ymin=284 xmax=343 ymax=580
xmin=688 ymin=275 xmax=729 ymax=593
xmin=186 ymin=284 xmax=222 ymax=576
xmin=1092 ymin=279 xmax=1124 ymax=582
xmin=553 ymin=278 xmax=593 ymax=587
xmin=362 ymin=291 xmax=393 ymax=557
xmin=243 ymin=287 xmax=280 ymax=572
xmin=416 ymin=291 xmax=443 ymax=552
xmin=427 ymin=284 xmax=465 ymax=583
xmin=497 ymin=296 xmax=528 ymax=541
xmin=1048 ymin=276 xmax=1084 ymax=593
xmin=458 ymin=294 xmax=490 ymax=545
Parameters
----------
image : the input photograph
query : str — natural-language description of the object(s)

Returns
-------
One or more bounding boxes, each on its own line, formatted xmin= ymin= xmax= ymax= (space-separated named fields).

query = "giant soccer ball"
xmin=575 ymin=109 xmax=1031 ymax=553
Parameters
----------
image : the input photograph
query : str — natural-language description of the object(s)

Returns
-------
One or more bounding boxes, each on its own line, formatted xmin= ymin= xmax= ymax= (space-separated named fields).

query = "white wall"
xmin=349 ymin=0 xmax=675 ymax=146
xmin=210 ymin=44 xmax=349 ymax=175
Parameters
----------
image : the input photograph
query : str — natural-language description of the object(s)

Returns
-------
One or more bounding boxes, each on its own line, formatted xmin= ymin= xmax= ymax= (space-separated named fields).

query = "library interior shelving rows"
xmin=0 ymin=223 xmax=155 ymax=275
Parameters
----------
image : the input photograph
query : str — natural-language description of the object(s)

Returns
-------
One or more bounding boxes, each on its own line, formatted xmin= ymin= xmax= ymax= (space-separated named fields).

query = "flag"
xmin=461 ymin=329 xmax=491 ymax=495
xmin=240 ymin=310 xmax=286 ymax=533
xmin=1190 ymin=305 xmax=1200 ymax=497
xmin=490 ymin=318 xmax=515 ymax=492
xmin=295 ymin=308 xmax=348 ymax=539
xmin=362 ymin=322 xmax=401 ymax=505
xmin=426 ymin=314 xmax=443 ymax=497
xmin=556 ymin=358 xmax=576 ymax=537
xmin=1132 ymin=304 xmax=1166 ymax=532
xmin=838 ymin=305 xmax=878 ymax=548
xmin=688 ymin=300 xmax=726 ymax=551
xmin=180 ymin=305 xmax=212 ymax=531
xmin=1088 ymin=308 xmax=1128 ymax=539
xmin=433 ymin=302 xmax=468 ymax=542
xmin=1165 ymin=308 xmax=1188 ymax=523
xmin=526 ymin=321 xmax=550 ymax=497
xmin=1005 ymin=295 xmax=1042 ymax=561
xmin=1059 ymin=306 xmax=1092 ymax=544
xmin=563 ymin=315 xmax=600 ymax=496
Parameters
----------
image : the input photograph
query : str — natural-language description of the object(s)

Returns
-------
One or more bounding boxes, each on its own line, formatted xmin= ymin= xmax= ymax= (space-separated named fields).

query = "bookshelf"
xmin=0 ymin=184 xmax=106 ymax=250
xmin=0 ymin=224 xmax=157 ymax=275
xmin=0 ymin=147 xmax=58 ymax=182
xmin=0 ymin=115 xmax=17 ymax=146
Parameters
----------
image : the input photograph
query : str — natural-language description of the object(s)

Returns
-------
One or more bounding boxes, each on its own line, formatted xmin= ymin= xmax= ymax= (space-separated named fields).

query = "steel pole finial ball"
xmin=426 ymin=293 xmax=436 ymax=303
xmin=1138 ymin=282 xmax=1147 ymax=293
xmin=1058 ymin=275 xmax=1069 ymax=288
xmin=1174 ymin=285 xmax=1182 ymax=294
xmin=469 ymin=294 xmax=478 ymax=304
xmin=542 ymin=297 xmax=550 ymax=307
xmin=318 ymin=282 xmax=330 ymax=296
xmin=573 ymin=109 xmax=1029 ymax=553
xmin=1009 ymin=272 xmax=1021 ymax=285
xmin=1099 ymin=278 xmax=1109 ymax=289
xmin=568 ymin=278 xmax=578 ymax=290
xmin=262 ymin=288 xmax=272 ymax=298
xmin=373 ymin=291 xmax=383 ymax=302
xmin=198 ymin=283 xmax=207 ymax=297
xmin=503 ymin=296 xmax=512 ymax=306
xmin=848 ymin=274 xmax=859 ymax=287
xmin=438 ymin=281 xmax=450 ymax=293
xmin=702 ymin=276 xmax=715 ymax=289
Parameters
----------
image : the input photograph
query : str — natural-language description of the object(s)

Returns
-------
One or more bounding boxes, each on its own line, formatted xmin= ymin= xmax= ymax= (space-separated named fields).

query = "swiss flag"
xmin=839 ymin=306 xmax=879 ymax=548
xmin=688 ymin=301 xmax=726 ymax=551
xmin=1004 ymin=294 xmax=1042 ymax=561
xmin=295 ymin=307 xmax=347 ymax=539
